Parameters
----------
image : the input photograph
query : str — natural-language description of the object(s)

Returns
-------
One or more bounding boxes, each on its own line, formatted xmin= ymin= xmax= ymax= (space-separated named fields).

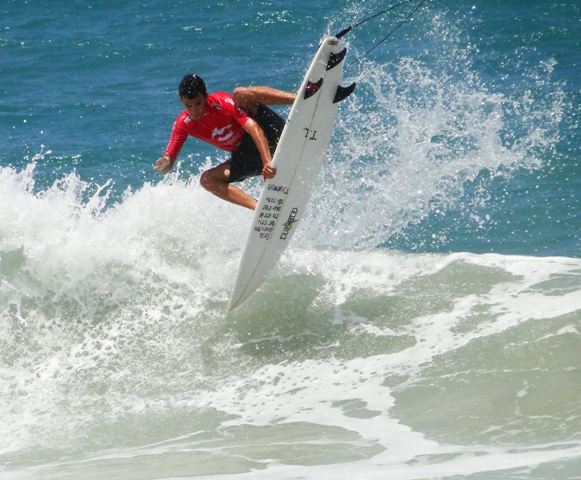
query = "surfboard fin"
xmin=333 ymin=82 xmax=356 ymax=103
xmin=304 ymin=78 xmax=323 ymax=100
xmin=327 ymin=48 xmax=347 ymax=70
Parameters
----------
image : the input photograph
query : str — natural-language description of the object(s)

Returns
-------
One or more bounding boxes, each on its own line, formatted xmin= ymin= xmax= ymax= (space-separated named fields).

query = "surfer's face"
xmin=181 ymin=95 xmax=206 ymax=120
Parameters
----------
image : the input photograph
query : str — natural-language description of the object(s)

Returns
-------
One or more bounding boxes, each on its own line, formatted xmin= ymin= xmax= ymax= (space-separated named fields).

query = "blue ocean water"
xmin=1 ymin=1 xmax=580 ymax=479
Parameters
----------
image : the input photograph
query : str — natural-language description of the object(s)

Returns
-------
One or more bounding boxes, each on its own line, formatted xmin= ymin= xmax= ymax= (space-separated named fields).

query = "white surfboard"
xmin=228 ymin=36 xmax=355 ymax=311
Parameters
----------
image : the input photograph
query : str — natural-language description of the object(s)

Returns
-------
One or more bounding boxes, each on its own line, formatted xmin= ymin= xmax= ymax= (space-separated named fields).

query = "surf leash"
xmin=335 ymin=0 xmax=429 ymax=62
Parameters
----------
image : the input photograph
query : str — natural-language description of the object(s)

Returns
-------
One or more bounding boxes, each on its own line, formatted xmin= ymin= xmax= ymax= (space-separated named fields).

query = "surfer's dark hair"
xmin=179 ymin=74 xmax=207 ymax=99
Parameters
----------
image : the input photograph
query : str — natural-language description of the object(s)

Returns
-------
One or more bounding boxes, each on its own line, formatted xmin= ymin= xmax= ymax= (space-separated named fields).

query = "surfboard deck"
xmin=228 ymin=36 xmax=355 ymax=311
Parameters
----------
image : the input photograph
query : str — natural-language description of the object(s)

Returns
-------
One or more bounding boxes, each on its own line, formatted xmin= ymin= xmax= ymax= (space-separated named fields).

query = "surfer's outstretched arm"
xmin=232 ymin=86 xmax=295 ymax=116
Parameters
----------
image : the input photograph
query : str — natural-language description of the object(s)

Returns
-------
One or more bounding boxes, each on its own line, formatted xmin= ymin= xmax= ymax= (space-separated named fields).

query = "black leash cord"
xmin=335 ymin=0 xmax=429 ymax=62
xmin=335 ymin=0 xmax=418 ymax=39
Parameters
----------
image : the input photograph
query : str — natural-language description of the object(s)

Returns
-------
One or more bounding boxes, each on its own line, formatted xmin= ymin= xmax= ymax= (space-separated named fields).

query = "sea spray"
xmin=300 ymin=10 xmax=566 ymax=251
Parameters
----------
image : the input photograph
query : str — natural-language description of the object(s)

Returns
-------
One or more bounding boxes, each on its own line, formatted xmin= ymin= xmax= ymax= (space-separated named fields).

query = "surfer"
xmin=155 ymin=74 xmax=295 ymax=210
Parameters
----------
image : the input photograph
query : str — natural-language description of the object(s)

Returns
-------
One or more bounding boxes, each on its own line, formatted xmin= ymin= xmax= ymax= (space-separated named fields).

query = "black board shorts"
xmin=228 ymin=105 xmax=285 ymax=183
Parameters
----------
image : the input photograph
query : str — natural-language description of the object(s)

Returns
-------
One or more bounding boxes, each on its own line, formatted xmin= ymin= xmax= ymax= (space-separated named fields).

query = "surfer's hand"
xmin=262 ymin=163 xmax=277 ymax=181
xmin=154 ymin=155 xmax=173 ymax=175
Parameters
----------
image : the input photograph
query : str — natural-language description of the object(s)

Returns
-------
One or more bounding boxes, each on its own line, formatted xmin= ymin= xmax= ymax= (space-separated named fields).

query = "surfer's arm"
xmin=242 ymin=118 xmax=276 ymax=181
xmin=156 ymin=114 xmax=188 ymax=174
xmin=233 ymin=86 xmax=295 ymax=116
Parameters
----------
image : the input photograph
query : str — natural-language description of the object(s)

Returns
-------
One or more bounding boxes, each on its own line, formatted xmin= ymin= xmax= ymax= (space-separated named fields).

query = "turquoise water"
xmin=1 ymin=1 xmax=580 ymax=479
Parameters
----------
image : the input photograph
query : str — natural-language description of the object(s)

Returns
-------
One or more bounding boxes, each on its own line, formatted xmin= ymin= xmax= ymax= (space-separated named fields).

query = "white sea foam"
xmin=1 ymin=0 xmax=578 ymax=477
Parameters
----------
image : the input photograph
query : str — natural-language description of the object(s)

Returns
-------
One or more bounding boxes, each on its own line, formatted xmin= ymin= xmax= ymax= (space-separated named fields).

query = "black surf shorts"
xmin=228 ymin=105 xmax=285 ymax=183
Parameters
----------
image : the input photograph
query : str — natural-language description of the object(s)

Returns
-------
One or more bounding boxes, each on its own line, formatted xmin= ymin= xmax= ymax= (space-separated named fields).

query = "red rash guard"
xmin=164 ymin=92 xmax=252 ymax=159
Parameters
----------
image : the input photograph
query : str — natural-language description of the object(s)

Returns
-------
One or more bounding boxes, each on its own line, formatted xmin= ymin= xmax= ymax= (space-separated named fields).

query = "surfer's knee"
xmin=232 ymin=87 xmax=257 ymax=113
xmin=232 ymin=87 xmax=246 ymax=102
xmin=200 ymin=170 xmax=218 ymax=192
xmin=199 ymin=170 xmax=210 ymax=191
xmin=200 ymin=166 xmax=228 ymax=193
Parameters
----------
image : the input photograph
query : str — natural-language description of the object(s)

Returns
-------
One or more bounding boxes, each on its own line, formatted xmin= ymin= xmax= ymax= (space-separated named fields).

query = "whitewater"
xmin=1 ymin=0 xmax=580 ymax=478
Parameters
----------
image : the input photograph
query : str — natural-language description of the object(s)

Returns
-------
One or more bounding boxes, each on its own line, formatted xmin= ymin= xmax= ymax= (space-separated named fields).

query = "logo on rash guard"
xmin=212 ymin=125 xmax=234 ymax=143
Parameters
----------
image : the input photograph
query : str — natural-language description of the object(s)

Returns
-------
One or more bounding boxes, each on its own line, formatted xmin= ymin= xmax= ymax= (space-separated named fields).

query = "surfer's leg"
xmin=232 ymin=86 xmax=295 ymax=115
xmin=200 ymin=163 xmax=258 ymax=210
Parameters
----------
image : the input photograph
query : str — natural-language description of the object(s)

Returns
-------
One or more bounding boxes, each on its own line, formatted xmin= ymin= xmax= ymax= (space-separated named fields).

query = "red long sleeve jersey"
xmin=164 ymin=92 xmax=252 ymax=158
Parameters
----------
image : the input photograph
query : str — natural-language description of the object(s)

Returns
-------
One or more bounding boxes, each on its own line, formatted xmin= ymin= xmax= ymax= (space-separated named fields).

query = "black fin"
xmin=333 ymin=82 xmax=356 ymax=103
xmin=304 ymin=78 xmax=323 ymax=100
xmin=327 ymin=48 xmax=347 ymax=70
